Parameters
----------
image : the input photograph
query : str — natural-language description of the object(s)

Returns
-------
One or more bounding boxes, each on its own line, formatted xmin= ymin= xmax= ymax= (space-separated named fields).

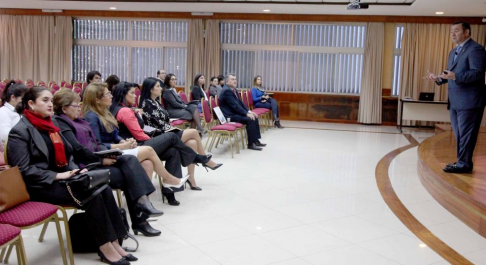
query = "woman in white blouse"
xmin=0 ymin=81 xmax=28 ymax=146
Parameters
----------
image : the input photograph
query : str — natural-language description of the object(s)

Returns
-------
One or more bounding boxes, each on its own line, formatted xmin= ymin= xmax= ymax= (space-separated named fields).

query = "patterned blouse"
xmin=141 ymin=98 xmax=176 ymax=132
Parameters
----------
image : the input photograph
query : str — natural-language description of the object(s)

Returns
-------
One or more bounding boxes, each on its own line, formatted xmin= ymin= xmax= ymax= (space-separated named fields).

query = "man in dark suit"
xmin=157 ymin=69 xmax=166 ymax=81
xmin=425 ymin=21 xmax=486 ymax=173
xmin=219 ymin=74 xmax=266 ymax=151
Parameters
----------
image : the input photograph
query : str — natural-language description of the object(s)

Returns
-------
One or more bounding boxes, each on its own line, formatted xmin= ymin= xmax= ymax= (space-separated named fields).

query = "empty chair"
xmin=0 ymin=224 xmax=27 ymax=265
xmin=178 ymin=91 xmax=189 ymax=103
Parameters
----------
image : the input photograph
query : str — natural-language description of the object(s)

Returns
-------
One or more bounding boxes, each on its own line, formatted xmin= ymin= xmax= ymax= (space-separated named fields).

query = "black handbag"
xmin=60 ymin=164 xmax=111 ymax=207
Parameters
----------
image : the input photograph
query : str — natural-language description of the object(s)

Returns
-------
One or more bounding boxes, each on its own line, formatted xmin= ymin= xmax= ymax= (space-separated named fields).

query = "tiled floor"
xmin=10 ymin=121 xmax=486 ymax=264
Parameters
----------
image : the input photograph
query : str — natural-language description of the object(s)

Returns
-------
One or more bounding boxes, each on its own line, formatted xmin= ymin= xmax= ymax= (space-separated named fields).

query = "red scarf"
xmin=24 ymin=110 xmax=68 ymax=167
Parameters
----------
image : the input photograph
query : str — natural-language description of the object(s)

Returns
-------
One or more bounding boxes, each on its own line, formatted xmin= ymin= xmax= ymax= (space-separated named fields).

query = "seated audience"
xmin=7 ymin=86 xmax=133 ymax=265
xmin=217 ymin=75 xmax=225 ymax=89
xmin=219 ymin=74 xmax=266 ymax=151
xmin=52 ymin=89 xmax=171 ymax=237
xmin=251 ymin=75 xmax=284 ymax=129
xmin=140 ymin=77 xmax=222 ymax=190
xmin=82 ymin=83 xmax=196 ymax=206
xmin=162 ymin=74 xmax=206 ymax=134
xmin=209 ymin=76 xmax=221 ymax=97
xmin=106 ymin=75 xmax=120 ymax=93
xmin=81 ymin=70 xmax=102 ymax=101
xmin=156 ymin=69 xmax=166 ymax=81
xmin=0 ymin=81 xmax=28 ymax=146
xmin=191 ymin=74 xmax=208 ymax=112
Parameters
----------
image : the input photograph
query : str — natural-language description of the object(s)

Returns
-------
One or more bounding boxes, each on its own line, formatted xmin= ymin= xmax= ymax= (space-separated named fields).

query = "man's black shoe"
xmin=443 ymin=165 xmax=472 ymax=173
xmin=445 ymin=162 xmax=457 ymax=168
xmin=248 ymin=143 xmax=263 ymax=151
xmin=255 ymin=140 xmax=266 ymax=147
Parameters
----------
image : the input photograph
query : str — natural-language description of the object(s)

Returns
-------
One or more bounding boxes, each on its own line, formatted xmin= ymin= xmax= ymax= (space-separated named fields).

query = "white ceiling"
xmin=0 ymin=0 xmax=485 ymax=17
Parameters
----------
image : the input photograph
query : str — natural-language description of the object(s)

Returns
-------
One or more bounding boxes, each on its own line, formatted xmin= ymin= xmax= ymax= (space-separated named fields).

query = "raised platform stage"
xmin=418 ymin=131 xmax=486 ymax=238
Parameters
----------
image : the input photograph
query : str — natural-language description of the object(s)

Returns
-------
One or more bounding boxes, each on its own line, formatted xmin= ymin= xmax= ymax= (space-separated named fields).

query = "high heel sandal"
xmin=98 ymin=251 xmax=130 ymax=265
xmin=185 ymin=179 xmax=202 ymax=191
xmin=162 ymin=174 xmax=190 ymax=191
xmin=201 ymin=162 xmax=223 ymax=172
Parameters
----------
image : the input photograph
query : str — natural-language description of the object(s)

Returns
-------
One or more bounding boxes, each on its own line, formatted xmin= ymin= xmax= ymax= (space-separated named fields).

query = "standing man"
xmin=425 ymin=21 xmax=486 ymax=173
xmin=219 ymin=74 xmax=266 ymax=151
xmin=157 ymin=69 xmax=166 ymax=81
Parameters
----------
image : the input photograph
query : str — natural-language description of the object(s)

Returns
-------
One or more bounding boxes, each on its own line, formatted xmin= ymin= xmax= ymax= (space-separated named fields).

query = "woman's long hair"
xmin=193 ymin=74 xmax=205 ymax=90
xmin=163 ymin=74 xmax=176 ymax=92
xmin=81 ymin=83 xmax=118 ymax=133
xmin=253 ymin=75 xmax=262 ymax=88
xmin=140 ymin=77 xmax=161 ymax=105
xmin=110 ymin=82 xmax=138 ymax=114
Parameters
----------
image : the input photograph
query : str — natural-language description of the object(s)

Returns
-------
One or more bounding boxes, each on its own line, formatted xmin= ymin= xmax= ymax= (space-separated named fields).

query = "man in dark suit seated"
xmin=219 ymin=74 xmax=266 ymax=151
xmin=425 ymin=21 xmax=486 ymax=173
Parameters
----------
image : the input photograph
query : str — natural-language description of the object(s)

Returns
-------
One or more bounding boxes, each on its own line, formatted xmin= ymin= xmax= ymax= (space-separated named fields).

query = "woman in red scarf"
xmin=7 ymin=87 xmax=133 ymax=265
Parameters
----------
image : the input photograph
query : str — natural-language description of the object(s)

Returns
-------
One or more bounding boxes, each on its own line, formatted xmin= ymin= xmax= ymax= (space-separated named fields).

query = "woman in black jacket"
xmin=52 ymin=89 xmax=165 ymax=237
xmin=7 ymin=86 xmax=133 ymax=265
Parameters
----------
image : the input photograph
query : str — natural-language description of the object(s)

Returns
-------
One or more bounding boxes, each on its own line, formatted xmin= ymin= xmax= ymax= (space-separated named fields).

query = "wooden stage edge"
xmin=418 ymin=131 xmax=486 ymax=239
xmin=375 ymin=134 xmax=472 ymax=264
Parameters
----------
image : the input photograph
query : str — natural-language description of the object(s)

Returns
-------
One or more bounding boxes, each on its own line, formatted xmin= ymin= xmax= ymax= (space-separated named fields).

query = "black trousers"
xmin=230 ymin=115 xmax=261 ymax=145
xmin=450 ymin=106 xmax=485 ymax=169
xmin=100 ymin=155 xmax=156 ymax=226
xmin=29 ymin=183 xmax=126 ymax=247
xmin=255 ymin=98 xmax=279 ymax=120
xmin=141 ymin=132 xmax=197 ymax=193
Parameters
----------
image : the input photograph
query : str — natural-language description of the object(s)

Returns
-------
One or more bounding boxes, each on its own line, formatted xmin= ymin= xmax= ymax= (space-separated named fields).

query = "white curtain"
xmin=358 ymin=22 xmax=384 ymax=124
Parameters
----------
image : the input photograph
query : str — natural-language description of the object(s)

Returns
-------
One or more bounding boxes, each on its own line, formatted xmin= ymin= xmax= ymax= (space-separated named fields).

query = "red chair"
xmin=48 ymin=81 xmax=56 ymax=88
xmin=215 ymin=95 xmax=220 ymax=106
xmin=37 ymin=81 xmax=47 ymax=87
xmin=25 ymin=83 xmax=34 ymax=89
xmin=0 ymin=83 xmax=5 ymax=91
xmin=82 ymin=82 xmax=88 ymax=89
xmin=159 ymin=98 xmax=189 ymax=129
xmin=63 ymin=83 xmax=73 ymax=89
xmin=60 ymin=81 xmax=67 ymax=88
xmin=0 ymin=224 xmax=27 ymax=264
xmin=25 ymin=79 xmax=34 ymax=85
xmin=73 ymin=87 xmax=82 ymax=95
xmin=244 ymin=90 xmax=271 ymax=131
xmin=135 ymin=88 xmax=141 ymax=97
xmin=73 ymin=83 xmax=82 ymax=89
xmin=50 ymin=84 xmax=61 ymax=93
xmin=209 ymin=97 xmax=246 ymax=149
xmin=178 ymin=91 xmax=189 ymax=104
xmin=202 ymin=98 xmax=239 ymax=158
xmin=14 ymin=80 xmax=23 ymax=84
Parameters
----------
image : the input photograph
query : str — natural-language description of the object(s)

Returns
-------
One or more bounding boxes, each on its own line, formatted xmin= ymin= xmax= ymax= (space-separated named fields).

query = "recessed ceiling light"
xmin=435 ymin=11 xmax=444 ymax=15
xmin=109 ymin=7 xmax=117 ymax=10
xmin=263 ymin=9 xmax=271 ymax=12
xmin=419 ymin=243 xmax=427 ymax=248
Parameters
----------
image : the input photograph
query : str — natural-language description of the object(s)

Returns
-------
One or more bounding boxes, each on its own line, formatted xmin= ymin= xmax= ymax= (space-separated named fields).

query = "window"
xmin=392 ymin=25 xmax=404 ymax=96
xmin=73 ymin=19 xmax=187 ymax=85
xmin=220 ymin=22 xmax=366 ymax=94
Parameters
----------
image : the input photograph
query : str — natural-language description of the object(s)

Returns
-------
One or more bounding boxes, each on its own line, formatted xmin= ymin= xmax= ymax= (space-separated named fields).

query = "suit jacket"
xmin=437 ymin=39 xmax=486 ymax=110
xmin=7 ymin=117 xmax=78 ymax=189
xmin=162 ymin=88 xmax=196 ymax=120
xmin=219 ymin=85 xmax=249 ymax=118
xmin=191 ymin=85 xmax=207 ymax=101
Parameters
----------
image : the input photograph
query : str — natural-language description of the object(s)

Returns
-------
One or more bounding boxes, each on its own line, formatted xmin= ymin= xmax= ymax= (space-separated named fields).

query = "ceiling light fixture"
xmin=110 ymin=7 xmax=117 ymax=10
xmin=263 ymin=9 xmax=271 ymax=12
xmin=435 ymin=11 xmax=444 ymax=15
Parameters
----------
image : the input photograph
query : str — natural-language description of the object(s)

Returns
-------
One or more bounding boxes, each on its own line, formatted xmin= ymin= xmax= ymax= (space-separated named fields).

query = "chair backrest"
xmin=135 ymin=88 xmax=141 ymax=97
xmin=26 ymin=83 xmax=34 ymax=89
xmin=37 ymin=81 xmax=47 ymax=87
xmin=178 ymin=91 xmax=189 ymax=103
xmin=0 ymin=83 xmax=5 ymax=90
xmin=60 ymin=80 xmax=67 ymax=87
xmin=210 ymin=97 xmax=218 ymax=120
xmin=247 ymin=89 xmax=255 ymax=109
xmin=201 ymin=99 xmax=212 ymax=124
xmin=241 ymin=91 xmax=250 ymax=109
xmin=14 ymin=79 xmax=23 ymax=84
xmin=48 ymin=81 xmax=56 ymax=87
xmin=63 ymin=83 xmax=73 ymax=89
xmin=189 ymin=91 xmax=193 ymax=101
xmin=159 ymin=97 xmax=166 ymax=109
xmin=215 ymin=95 xmax=219 ymax=106
xmin=82 ymin=82 xmax=88 ymax=89
xmin=205 ymin=90 xmax=210 ymax=99
xmin=73 ymin=82 xmax=82 ymax=88
xmin=73 ymin=87 xmax=82 ymax=95
xmin=51 ymin=84 xmax=60 ymax=92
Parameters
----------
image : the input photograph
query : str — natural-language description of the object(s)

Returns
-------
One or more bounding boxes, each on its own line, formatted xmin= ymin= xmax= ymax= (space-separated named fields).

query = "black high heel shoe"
xmin=201 ymin=162 xmax=223 ymax=172
xmin=98 ymin=251 xmax=130 ymax=265
xmin=185 ymin=180 xmax=202 ymax=191
xmin=193 ymin=154 xmax=210 ymax=165
xmin=162 ymin=193 xmax=180 ymax=206
xmin=123 ymin=254 xmax=138 ymax=262
xmin=134 ymin=202 xmax=164 ymax=218
xmin=132 ymin=222 xmax=161 ymax=237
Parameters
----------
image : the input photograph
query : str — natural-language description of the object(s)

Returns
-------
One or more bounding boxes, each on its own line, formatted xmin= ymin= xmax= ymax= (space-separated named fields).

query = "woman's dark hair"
xmin=105 ymin=75 xmax=120 ymax=92
xmin=16 ymin=86 xmax=50 ymax=114
xmin=140 ymin=77 xmax=162 ymax=106
xmin=1 ymin=80 xmax=27 ymax=107
xmin=86 ymin=70 xmax=102 ymax=84
xmin=217 ymin=75 xmax=225 ymax=83
xmin=110 ymin=82 xmax=138 ymax=113
xmin=163 ymin=74 xmax=176 ymax=90
xmin=210 ymin=76 xmax=218 ymax=84
xmin=193 ymin=74 xmax=205 ymax=90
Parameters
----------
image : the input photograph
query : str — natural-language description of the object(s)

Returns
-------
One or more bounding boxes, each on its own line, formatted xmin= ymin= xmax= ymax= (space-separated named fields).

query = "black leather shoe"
xmin=186 ymin=180 xmax=202 ymax=191
xmin=274 ymin=121 xmax=284 ymax=129
xmin=443 ymin=165 xmax=472 ymax=173
xmin=248 ymin=143 xmax=263 ymax=151
xmin=132 ymin=222 xmax=161 ymax=237
xmin=163 ymin=194 xmax=180 ymax=206
xmin=134 ymin=202 xmax=164 ymax=218
xmin=98 ymin=251 xmax=130 ymax=265
xmin=255 ymin=140 xmax=266 ymax=147
xmin=446 ymin=162 xmax=457 ymax=168
xmin=123 ymin=254 xmax=138 ymax=262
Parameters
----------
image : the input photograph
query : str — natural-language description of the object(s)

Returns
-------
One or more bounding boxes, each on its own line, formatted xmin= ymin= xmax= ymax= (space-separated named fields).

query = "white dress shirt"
xmin=0 ymin=102 xmax=21 ymax=146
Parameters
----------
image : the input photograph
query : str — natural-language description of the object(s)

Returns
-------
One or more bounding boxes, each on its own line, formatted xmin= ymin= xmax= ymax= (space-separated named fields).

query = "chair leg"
xmin=0 ymin=247 xmax=5 ymax=262
xmin=209 ymin=135 xmax=217 ymax=151
xmin=38 ymin=222 xmax=49 ymax=242
xmin=239 ymin=129 xmax=245 ymax=149
xmin=15 ymin=240 xmax=21 ymax=265
xmin=53 ymin=214 xmax=68 ymax=265
xmin=204 ymin=133 xmax=211 ymax=150
xmin=228 ymin=133 xmax=234 ymax=158
xmin=4 ymin=245 xmax=13 ymax=263
xmin=18 ymin=236 xmax=27 ymax=265
xmin=116 ymin=189 xmax=123 ymax=207
xmin=58 ymin=207 xmax=74 ymax=265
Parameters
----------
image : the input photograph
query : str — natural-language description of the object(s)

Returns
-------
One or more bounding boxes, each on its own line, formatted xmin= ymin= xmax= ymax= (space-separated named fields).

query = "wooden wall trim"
xmin=0 ymin=8 xmax=483 ymax=24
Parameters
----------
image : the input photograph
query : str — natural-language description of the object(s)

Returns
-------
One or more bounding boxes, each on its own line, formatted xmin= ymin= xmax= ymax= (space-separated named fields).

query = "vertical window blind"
xmin=73 ymin=19 xmax=187 ymax=85
xmin=221 ymin=22 xmax=366 ymax=94
xmin=392 ymin=25 xmax=404 ymax=96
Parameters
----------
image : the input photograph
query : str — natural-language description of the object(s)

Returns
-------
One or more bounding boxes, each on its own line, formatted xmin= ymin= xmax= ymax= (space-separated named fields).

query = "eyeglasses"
xmin=103 ymin=92 xmax=112 ymax=98
xmin=170 ymin=78 xmax=177 ymax=81
xmin=68 ymin=104 xmax=81 ymax=109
